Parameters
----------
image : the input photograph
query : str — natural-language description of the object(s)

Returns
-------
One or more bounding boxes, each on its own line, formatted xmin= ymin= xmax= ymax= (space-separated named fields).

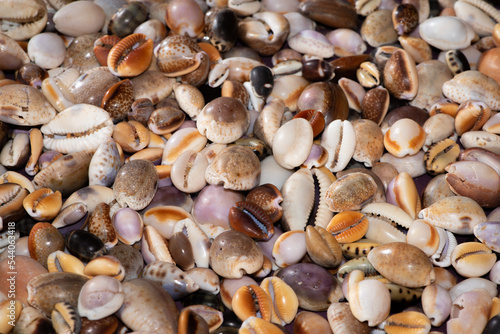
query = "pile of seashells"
xmin=1 ymin=0 xmax=500 ymax=333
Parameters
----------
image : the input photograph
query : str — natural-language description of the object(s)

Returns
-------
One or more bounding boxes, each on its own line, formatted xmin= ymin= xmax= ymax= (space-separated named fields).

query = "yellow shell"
xmin=451 ymin=241 xmax=496 ymax=278
xmin=326 ymin=211 xmax=369 ymax=243
xmin=260 ymin=277 xmax=298 ymax=325
xmin=384 ymin=311 xmax=431 ymax=334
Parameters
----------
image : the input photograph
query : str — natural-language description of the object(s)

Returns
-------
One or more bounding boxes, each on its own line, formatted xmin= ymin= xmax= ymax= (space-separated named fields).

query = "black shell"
xmin=108 ymin=2 xmax=148 ymax=38
xmin=249 ymin=66 xmax=274 ymax=99
xmin=483 ymin=314 xmax=500 ymax=334
xmin=302 ymin=58 xmax=335 ymax=82
xmin=65 ymin=229 xmax=106 ymax=261
xmin=205 ymin=8 xmax=239 ymax=53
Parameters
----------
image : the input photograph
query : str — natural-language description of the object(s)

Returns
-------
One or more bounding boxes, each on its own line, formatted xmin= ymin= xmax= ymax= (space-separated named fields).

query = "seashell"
xmin=288 ymin=30 xmax=335 ymax=59
xmin=0 ymin=132 xmax=29 ymax=171
xmin=23 ymin=188 xmax=62 ymax=221
xmin=232 ymin=284 xmax=273 ymax=323
xmin=298 ymin=0 xmax=359 ymax=30
xmin=53 ymin=1 xmax=105 ymax=37
xmin=171 ymin=150 xmax=208 ymax=194
xmin=305 ymin=225 xmax=343 ymax=268
xmin=25 ymin=128 xmax=43 ymax=177
xmin=430 ymin=227 xmax=457 ymax=268
xmin=419 ymin=196 xmax=486 ymax=234
xmin=321 ymin=120 xmax=356 ymax=172
xmin=185 ymin=268 xmax=220 ymax=295
xmin=112 ymin=207 xmax=144 ymax=245
xmin=324 ymin=172 xmax=378 ymax=212
xmin=478 ymin=47 xmax=500 ymax=86
xmin=69 ymin=67 xmax=119 ymax=107
xmin=107 ymin=33 xmax=153 ymax=78
xmin=419 ymin=16 xmax=475 ymax=50
xmin=0 ymin=171 xmax=35 ymax=194
xmin=178 ymin=308 xmax=210 ymax=334
xmin=61 ymin=185 xmax=115 ymax=214
xmin=0 ymin=0 xmax=47 ymax=41
xmin=423 ymin=113 xmax=456 ymax=150
xmin=40 ymin=67 xmax=78 ymax=112
xmin=269 ymin=75 xmax=309 ymax=112
xmin=131 ymin=71 xmax=175 ymax=104
xmin=155 ymin=35 xmax=203 ymax=77
xmin=116 ymin=278 xmax=178 ymax=333
xmin=142 ymin=261 xmax=199 ymax=300
xmin=27 ymin=32 xmax=66 ymax=70
xmin=28 ymin=222 xmax=65 ymax=268
xmin=173 ymin=83 xmax=204 ymax=121
xmin=424 ymin=138 xmax=460 ymax=175
xmin=361 ymin=10 xmax=398 ymax=48
xmin=276 ymin=262 xmax=342 ymax=311
xmin=421 ymin=284 xmax=452 ymax=327
xmin=483 ymin=112 xmax=500 ymax=134
xmin=88 ymin=137 xmax=122 ymax=187
xmin=411 ymin=60 xmax=454 ymax=111
xmin=454 ymin=0 xmax=496 ymax=36
xmin=382 ymin=311 xmax=431 ymax=334
xmin=143 ymin=205 xmax=192 ymax=240
xmin=294 ymin=310 xmax=332 ymax=334
xmin=327 ymin=302 xmax=370 ymax=333
xmin=325 ymin=28 xmax=367 ymax=57
xmin=351 ymin=119 xmax=384 ymax=167
xmin=246 ymin=184 xmax=283 ymax=224
xmin=406 ymin=220 xmax=441 ymax=256
xmin=445 ymin=49 xmax=471 ymax=76
xmin=197 ymin=97 xmax=249 ymax=144
xmin=0 ymin=84 xmax=56 ymax=126
xmin=326 ymin=211 xmax=369 ymax=244
xmin=361 ymin=86 xmax=390 ymax=125
xmin=238 ymin=12 xmax=290 ymax=57
xmin=93 ymin=35 xmax=121 ymax=67
xmin=205 ymin=8 xmax=239 ymax=53
xmin=239 ymin=316 xmax=284 ymax=334
xmin=380 ymin=150 xmax=426 ymax=178
xmin=338 ymin=77 xmax=365 ymax=113
xmin=78 ymin=275 xmax=124 ymax=321
xmin=347 ymin=269 xmax=391 ymax=326
xmin=113 ymin=159 xmax=158 ymax=210
xmin=454 ymin=100 xmax=491 ymax=136
xmin=62 ymin=33 xmax=102 ymax=74
xmin=443 ymin=70 xmax=500 ymax=111
xmin=209 ymin=230 xmax=263 ymax=278
xmin=451 ymin=241 xmax=496 ymax=278
xmin=392 ymin=4 xmax=419 ymax=35
xmin=84 ymin=255 xmax=125 ymax=281
xmin=447 ymin=289 xmax=492 ymax=334
xmin=33 ymin=150 xmax=93 ymax=197
xmin=113 ymin=120 xmax=150 ymax=153
xmin=384 ymin=118 xmax=425 ymax=157
xmin=356 ymin=0 xmax=382 ymax=16
xmin=170 ymin=218 xmax=210 ymax=269
xmin=51 ymin=301 xmax=81 ymax=334
xmin=445 ymin=160 xmax=500 ymax=208
xmin=259 ymin=276 xmax=298 ymax=325
xmin=368 ymin=242 xmax=435 ymax=287
xmin=273 ymin=118 xmax=314 ymax=170
xmin=0 ymin=32 xmax=30 ymax=71
xmin=205 ymin=146 xmax=260 ymax=191
xmin=474 ymin=221 xmax=500 ymax=253
xmin=398 ymin=36 xmax=432 ymax=64
xmin=161 ymin=127 xmax=207 ymax=165
xmin=356 ymin=61 xmax=380 ymax=88
xmin=340 ymin=239 xmax=381 ymax=259
xmin=272 ymin=230 xmax=306 ymax=268
xmin=101 ymin=79 xmax=134 ymax=123
xmin=165 ymin=0 xmax=204 ymax=38
xmin=65 ymin=229 xmax=106 ymax=262
xmin=383 ymin=49 xmax=419 ymax=100
xmin=47 ymin=250 xmax=85 ymax=276
xmin=229 ymin=201 xmax=274 ymax=241
xmin=27 ymin=272 xmax=89 ymax=317
xmin=280 ymin=167 xmax=333 ymax=231
xmin=107 ymin=2 xmax=148 ymax=38
xmin=41 ymin=104 xmax=113 ymax=154
xmin=460 ymin=130 xmax=500 ymax=155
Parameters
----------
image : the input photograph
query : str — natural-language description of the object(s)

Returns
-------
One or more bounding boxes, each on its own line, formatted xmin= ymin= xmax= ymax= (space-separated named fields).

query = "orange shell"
xmin=107 ymin=33 xmax=153 ymax=77
xmin=326 ymin=211 xmax=369 ymax=243
xmin=232 ymin=285 xmax=273 ymax=322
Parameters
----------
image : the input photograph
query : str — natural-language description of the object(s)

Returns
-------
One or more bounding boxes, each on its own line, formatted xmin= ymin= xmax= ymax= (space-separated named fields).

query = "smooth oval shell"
xmin=419 ymin=16 xmax=475 ymax=50
xmin=78 ymin=276 xmax=124 ymax=320
xmin=272 ymin=118 xmax=313 ymax=170
xmin=53 ymin=2 xmax=106 ymax=37
xmin=113 ymin=160 xmax=158 ymax=210
xmin=367 ymin=242 xmax=435 ymax=287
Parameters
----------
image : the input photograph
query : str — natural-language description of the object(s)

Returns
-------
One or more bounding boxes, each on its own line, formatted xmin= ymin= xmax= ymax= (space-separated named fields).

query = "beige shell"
xmin=367 ymin=242 xmax=435 ymax=288
xmin=451 ymin=242 xmax=496 ymax=278
xmin=273 ymin=118 xmax=314 ymax=170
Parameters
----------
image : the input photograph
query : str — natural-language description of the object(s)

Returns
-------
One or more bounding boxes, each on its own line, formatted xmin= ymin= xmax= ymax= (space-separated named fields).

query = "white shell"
xmin=454 ymin=1 xmax=495 ymax=36
xmin=78 ymin=275 xmax=124 ymax=320
xmin=173 ymin=218 xmax=211 ymax=268
xmin=321 ymin=120 xmax=356 ymax=173
xmin=272 ymin=118 xmax=313 ymax=170
xmin=272 ymin=230 xmax=307 ymax=267
xmin=41 ymin=104 xmax=114 ymax=154
xmin=418 ymin=16 xmax=475 ymax=50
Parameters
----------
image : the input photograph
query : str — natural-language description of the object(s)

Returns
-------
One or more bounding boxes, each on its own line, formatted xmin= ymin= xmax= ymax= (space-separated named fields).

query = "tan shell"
xmin=324 ymin=172 xmax=378 ymax=212
xmin=382 ymin=311 xmax=431 ymax=334
xmin=450 ymin=241 xmax=496 ymax=278
xmin=352 ymin=119 xmax=384 ymax=167
xmin=367 ymin=242 xmax=435 ymax=287
xmin=0 ymin=84 xmax=56 ymax=126
xmin=205 ymin=146 xmax=260 ymax=191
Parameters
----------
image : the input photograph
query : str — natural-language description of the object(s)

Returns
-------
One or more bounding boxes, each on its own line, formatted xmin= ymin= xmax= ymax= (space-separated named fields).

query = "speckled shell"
xmin=113 ymin=159 xmax=158 ymax=210
xmin=88 ymin=137 xmax=122 ymax=187
xmin=324 ymin=172 xmax=378 ymax=212
xmin=443 ymin=71 xmax=500 ymax=111
xmin=205 ymin=146 xmax=260 ymax=191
